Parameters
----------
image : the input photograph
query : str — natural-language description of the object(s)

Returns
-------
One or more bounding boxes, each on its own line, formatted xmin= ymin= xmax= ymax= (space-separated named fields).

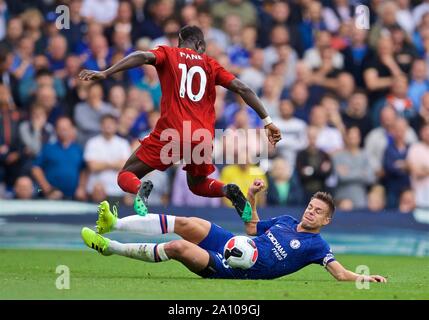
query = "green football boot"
xmin=134 ymin=180 xmax=153 ymax=216
xmin=81 ymin=227 xmax=112 ymax=256
xmin=96 ymin=200 xmax=118 ymax=234
xmin=224 ymin=184 xmax=253 ymax=223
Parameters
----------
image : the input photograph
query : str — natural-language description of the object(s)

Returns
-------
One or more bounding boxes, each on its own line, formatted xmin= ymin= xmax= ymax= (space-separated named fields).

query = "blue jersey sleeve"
xmin=312 ymin=240 xmax=336 ymax=267
xmin=256 ymin=215 xmax=297 ymax=236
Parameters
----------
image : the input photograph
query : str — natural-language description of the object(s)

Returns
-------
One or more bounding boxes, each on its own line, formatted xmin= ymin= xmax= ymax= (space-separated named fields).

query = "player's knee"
xmin=174 ymin=217 xmax=191 ymax=231
xmin=164 ymin=240 xmax=188 ymax=258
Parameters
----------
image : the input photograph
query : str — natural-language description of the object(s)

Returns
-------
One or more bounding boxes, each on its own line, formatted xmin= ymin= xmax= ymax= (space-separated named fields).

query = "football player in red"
xmin=79 ymin=25 xmax=281 ymax=222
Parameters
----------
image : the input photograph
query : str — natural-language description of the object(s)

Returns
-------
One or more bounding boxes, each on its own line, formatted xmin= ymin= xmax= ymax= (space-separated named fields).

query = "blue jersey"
xmin=244 ymin=215 xmax=335 ymax=279
xmin=199 ymin=215 xmax=335 ymax=279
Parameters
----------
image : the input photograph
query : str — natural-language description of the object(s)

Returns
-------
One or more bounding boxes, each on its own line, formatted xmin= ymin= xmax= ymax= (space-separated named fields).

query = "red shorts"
xmin=136 ymin=133 xmax=215 ymax=177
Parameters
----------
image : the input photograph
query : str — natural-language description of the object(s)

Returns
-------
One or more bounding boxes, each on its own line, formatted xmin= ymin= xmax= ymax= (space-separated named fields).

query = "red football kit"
xmin=136 ymin=45 xmax=235 ymax=176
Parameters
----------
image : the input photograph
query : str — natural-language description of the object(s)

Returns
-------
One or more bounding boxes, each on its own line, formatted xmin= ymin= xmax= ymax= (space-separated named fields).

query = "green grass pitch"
xmin=1 ymin=249 xmax=428 ymax=300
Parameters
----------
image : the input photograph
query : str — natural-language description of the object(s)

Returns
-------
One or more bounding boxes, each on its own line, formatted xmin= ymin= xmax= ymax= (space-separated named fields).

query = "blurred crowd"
xmin=1 ymin=0 xmax=429 ymax=213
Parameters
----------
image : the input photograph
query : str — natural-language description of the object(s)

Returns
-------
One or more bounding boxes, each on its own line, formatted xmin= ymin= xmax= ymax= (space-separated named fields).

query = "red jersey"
xmin=148 ymin=46 xmax=235 ymax=142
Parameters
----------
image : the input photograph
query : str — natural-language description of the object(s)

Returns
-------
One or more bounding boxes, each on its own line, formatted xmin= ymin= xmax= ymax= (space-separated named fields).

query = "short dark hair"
xmin=179 ymin=25 xmax=204 ymax=45
xmin=101 ymin=113 xmax=118 ymax=123
xmin=311 ymin=191 xmax=336 ymax=217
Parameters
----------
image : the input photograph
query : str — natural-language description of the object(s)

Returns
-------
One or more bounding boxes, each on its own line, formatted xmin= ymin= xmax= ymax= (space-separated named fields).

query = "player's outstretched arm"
xmin=78 ymin=51 xmax=156 ymax=81
xmin=227 ymin=78 xmax=282 ymax=146
xmin=326 ymin=261 xmax=387 ymax=282
xmin=244 ymin=179 xmax=265 ymax=236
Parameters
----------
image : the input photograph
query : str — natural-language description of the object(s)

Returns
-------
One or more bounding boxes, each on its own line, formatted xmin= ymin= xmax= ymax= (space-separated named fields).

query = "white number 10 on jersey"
xmin=178 ymin=63 xmax=207 ymax=102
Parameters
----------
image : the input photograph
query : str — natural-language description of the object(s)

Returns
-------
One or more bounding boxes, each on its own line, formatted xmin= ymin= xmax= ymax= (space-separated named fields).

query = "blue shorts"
xmin=197 ymin=223 xmax=244 ymax=279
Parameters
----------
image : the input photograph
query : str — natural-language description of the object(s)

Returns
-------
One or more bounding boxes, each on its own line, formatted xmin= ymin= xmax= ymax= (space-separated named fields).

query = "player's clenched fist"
xmin=265 ymin=123 xmax=282 ymax=146
xmin=78 ymin=69 xmax=107 ymax=81
xmin=248 ymin=179 xmax=265 ymax=197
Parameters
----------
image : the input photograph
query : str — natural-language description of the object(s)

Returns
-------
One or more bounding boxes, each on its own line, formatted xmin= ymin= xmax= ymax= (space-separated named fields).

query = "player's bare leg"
xmin=186 ymin=173 xmax=252 ymax=222
xmin=117 ymin=145 xmax=155 ymax=216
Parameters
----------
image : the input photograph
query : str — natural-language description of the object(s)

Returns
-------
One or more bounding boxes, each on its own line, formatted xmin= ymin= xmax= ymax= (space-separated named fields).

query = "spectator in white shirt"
xmin=309 ymin=105 xmax=344 ymax=154
xmin=273 ymin=99 xmax=308 ymax=169
xmin=84 ymin=114 xmax=131 ymax=202
xmin=80 ymin=0 xmax=119 ymax=25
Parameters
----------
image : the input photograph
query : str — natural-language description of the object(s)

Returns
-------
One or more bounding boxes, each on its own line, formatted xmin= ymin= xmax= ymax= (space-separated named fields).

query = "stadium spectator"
xmin=34 ymin=84 xmax=64 ymax=125
xmin=372 ymin=75 xmax=416 ymax=126
xmin=10 ymin=36 xmax=35 ymax=81
xmin=367 ymin=184 xmax=387 ymax=212
xmin=83 ymin=34 xmax=111 ymax=71
xmin=408 ymin=59 xmax=429 ymax=110
xmin=413 ymin=0 xmax=429 ymax=27
xmin=411 ymin=92 xmax=429 ymax=134
xmin=296 ymin=126 xmax=333 ymax=203
xmin=365 ymin=106 xmax=417 ymax=179
xmin=398 ymin=188 xmax=416 ymax=213
xmin=341 ymin=26 xmax=369 ymax=87
xmin=105 ymin=0 xmax=139 ymax=44
xmin=266 ymin=157 xmax=302 ymax=206
xmin=20 ymin=8 xmax=45 ymax=55
xmin=61 ymin=0 xmax=87 ymax=54
xmin=13 ymin=175 xmax=35 ymax=200
xmin=117 ymin=107 xmax=138 ymax=143
xmin=334 ymin=72 xmax=356 ymax=110
xmin=288 ymin=81 xmax=313 ymax=123
xmin=341 ymin=89 xmax=372 ymax=143
xmin=382 ymin=118 xmax=411 ymax=208
xmin=0 ymin=84 xmax=22 ymax=190
xmin=0 ymin=16 xmax=24 ymax=49
xmin=304 ymin=30 xmax=344 ymax=71
xmin=263 ymin=25 xmax=298 ymax=81
xmin=299 ymin=0 xmax=327 ymax=51
xmin=220 ymin=145 xmax=267 ymax=207
xmin=151 ymin=18 xmax=180 ymax=48
xmin=136 ymin=65 xmax=162 ymax=109
xmin=309 ymin=105 xmax=344 ymax=154
xmin=84 ymin=114 xmax=130 ymax=202
xmin=32 ymin=117 xmax=87 ymax=200
xmin=333 ymin=127 xmax=374 ymax=210
xmin=239 ymin=48 xmax=265 ymax=93
xmin=197 ymin=7 xmax=228 ymax=52
xmin=407 ymin=124 xmax=429 ymax=209
xmin=390 ymin=25 xmax=418 ymax=75
xmin=74 ymin=82 xmax=117 ymax=145
xmin=80 ymin=0 xmax=119 ymax=25
xmin=171 ymin=166 xmax=221 ymax=208
xmin=368 ymin=1 xmax=399 ymax=48
xmin=363 ymin=35 xmax=403 ymax=107
xmin=273 ymin=99 xmax=307 ymax=168
xmin=211 ymin=0 xmax=257 ymax=30
xmin=322 ymin=0 xmax=354 ymax=34
xmin=47 ymin=34 xmax=68 ymax=78
xmin=259 ymin=74 xmax=282 ymax=119
xmin=0 ymin=43 xmax=19 ymax=106
xmin=108 ymin=84 xmax=127 ymax=113
xmin=19 ymin=104 xmax=56 ymax=173
xmin=396 ymin=0 xmax=415 ymax=35
xmin=20 ymin=68 xmax=66 ymax=109
xmin=139 ymin=0 xmax=174 ymax=40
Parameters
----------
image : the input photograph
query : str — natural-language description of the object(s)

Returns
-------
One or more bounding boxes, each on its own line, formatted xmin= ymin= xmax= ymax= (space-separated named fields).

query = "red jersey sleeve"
xmin=149 ymin=45 xmax=168 ymax=66
xmin=210 ymin=58 xmax=235 ymax=88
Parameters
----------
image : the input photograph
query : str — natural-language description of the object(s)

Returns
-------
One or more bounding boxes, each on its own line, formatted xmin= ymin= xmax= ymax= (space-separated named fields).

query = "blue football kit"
xmin=197 ymin=215 xmax=336 ymax=279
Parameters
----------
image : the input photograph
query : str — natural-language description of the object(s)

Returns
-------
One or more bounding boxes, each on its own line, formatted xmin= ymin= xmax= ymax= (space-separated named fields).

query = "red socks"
xmin=118 ymin=170 xmax=225 ymax=198
xmin=117 ymin=171 xmax=141 ymax=194
xmin=188 ymin=178 xmax=225 ymax=198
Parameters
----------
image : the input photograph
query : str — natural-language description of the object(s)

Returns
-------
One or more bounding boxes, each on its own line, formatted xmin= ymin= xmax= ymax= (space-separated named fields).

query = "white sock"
xmin=114 ymin=214 xmax=175 ymax=235
xmin=107 ymin=241 xmax=169 ymax=262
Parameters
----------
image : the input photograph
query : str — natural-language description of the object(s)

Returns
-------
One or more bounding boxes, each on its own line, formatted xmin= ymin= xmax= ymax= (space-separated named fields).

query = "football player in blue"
xmin=81 ymin=179 xmax=387 ymax=282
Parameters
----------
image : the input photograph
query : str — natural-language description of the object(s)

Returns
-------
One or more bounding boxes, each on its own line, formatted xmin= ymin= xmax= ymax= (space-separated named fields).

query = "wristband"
xmin=262 ymin=116 xmax=273 ymax=126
